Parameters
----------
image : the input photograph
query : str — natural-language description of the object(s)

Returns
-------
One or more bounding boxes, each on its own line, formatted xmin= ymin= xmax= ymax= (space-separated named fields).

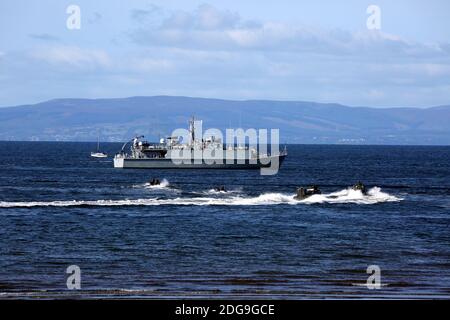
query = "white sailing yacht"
xmin=91 ymin=134 xmax=108 ymax=158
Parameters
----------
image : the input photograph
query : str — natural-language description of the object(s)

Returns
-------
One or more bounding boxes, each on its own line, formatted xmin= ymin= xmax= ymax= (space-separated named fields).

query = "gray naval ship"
xmin=114 ymin=118 xmax=287 ymax=170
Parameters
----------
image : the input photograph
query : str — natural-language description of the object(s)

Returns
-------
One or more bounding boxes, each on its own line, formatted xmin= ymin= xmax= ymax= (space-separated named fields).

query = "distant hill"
xmin=0 ymin=96 xmax=449 ymax=144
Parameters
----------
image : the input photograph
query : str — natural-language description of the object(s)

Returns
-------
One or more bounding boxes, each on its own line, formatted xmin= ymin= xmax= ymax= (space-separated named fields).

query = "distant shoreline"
xmin=1 ymin=96 xmax=449 ymax=145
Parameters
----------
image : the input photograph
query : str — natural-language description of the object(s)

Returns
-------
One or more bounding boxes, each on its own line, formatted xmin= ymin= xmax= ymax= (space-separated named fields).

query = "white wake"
xmin=297 ymin=187 xmax=401 ymax=204
xmin=143 ymin=178 xmax=170 ymax=189
xmin=133 ymin=179 xmax=175 ymax=191
xmin=0 ymin=187 xmax=401 ymax=208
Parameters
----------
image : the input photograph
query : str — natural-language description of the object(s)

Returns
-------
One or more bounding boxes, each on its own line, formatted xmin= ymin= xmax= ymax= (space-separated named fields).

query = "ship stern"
xmin=113 ymin=155 xmax=125 ymax=168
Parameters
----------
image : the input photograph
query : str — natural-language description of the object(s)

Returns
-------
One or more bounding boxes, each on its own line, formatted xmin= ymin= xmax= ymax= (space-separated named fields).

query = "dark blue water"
xmin=0 ymin=142 xmax=449 ymax=299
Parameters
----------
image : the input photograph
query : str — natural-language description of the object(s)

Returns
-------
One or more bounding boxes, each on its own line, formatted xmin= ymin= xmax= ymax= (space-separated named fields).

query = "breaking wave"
xmin=134 ymin=179 xmax=176 ymax=191
xmin=143 ymin=178 xmax=170 ymax=189
xmin=297 ymin=187 xmax=402 ymax=204
xmin=201 ymin=187 xmax=243 ymax=195
xmin=0 ymin=187 xmax=401 ymax=208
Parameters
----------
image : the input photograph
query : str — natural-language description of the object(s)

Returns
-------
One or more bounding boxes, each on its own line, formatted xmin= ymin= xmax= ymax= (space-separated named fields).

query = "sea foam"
xmin=0 ymin=187 xmax=402 ymax=208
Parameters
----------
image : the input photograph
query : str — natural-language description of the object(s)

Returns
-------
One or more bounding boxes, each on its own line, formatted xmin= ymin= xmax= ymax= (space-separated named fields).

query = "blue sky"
xmin=0 ymin=0 xmax=449 ymax=107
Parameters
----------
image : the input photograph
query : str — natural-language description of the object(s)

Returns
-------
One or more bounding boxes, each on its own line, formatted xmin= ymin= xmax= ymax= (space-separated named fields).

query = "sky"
xmin=0 ymin=0 xmax=449 ymax=107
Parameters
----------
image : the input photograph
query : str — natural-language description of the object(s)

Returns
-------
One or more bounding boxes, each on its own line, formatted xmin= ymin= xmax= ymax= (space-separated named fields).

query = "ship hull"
xmin=114 ymin=155 xmax=286 ymax=169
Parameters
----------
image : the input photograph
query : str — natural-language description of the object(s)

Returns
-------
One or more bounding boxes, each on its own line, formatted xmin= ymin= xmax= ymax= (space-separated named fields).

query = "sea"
xmin=0 ymin=142 xmax=449 ymax=299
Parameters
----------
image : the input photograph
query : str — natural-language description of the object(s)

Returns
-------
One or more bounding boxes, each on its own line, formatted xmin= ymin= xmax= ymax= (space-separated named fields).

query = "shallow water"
xmin=0 ymin=142 xmax=449 ymax=299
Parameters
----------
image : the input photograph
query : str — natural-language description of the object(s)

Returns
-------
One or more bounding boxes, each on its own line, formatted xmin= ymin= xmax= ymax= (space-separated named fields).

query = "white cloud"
xmin=160 ymin=4 xmax=241 ymax=30
xmin=130 ymin=5 xmax=162 ymax=24
xmin=31 ymin=46 xmax=111 ymax=69
xmin=3 ymin=4 xmax=450 ymax=108
xmin=128 ymin=4 xmax=450 ymax=65
xmin=129 ymin=57 xmax=174 ymax=72
xmin=195 ymin=4 xmax=240 ymax=30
